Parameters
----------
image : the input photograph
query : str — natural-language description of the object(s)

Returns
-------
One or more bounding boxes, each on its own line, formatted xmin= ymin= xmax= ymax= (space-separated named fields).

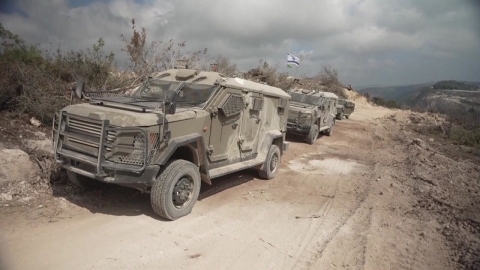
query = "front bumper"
xmin=62 ymin=161 xmax=160 ymax=186
xmin=286 ymin=122 xmax=310 ymax=135
xmin=53 ymin=111 xmax=159 ymax=187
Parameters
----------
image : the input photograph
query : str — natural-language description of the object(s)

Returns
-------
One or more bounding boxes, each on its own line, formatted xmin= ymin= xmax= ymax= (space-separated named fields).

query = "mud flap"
xmin=283 ymin=141 xmax=289 ymax=152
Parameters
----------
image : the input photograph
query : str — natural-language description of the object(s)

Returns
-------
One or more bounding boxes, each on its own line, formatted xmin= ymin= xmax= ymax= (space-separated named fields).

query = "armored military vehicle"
xmin=336 ymin=98 xmax=355 ymax=120
xmin=286 ymin=89 xmax=339 ymax=144
xmin=52 ymin=68 xmax=291 ymax=220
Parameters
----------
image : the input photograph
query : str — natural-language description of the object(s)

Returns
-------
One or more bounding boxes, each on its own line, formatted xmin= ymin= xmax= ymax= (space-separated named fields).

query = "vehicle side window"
xmin=252 ymin=97 xmax=263 ymax=111
xmin=219 ymin=93 xmax=245 ymax=117
xmin=277 ymin=97 xmax=287 ymax=115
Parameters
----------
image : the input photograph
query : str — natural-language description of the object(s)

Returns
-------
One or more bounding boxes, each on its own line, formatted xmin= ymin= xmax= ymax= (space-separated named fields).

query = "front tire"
xmin=337 ymin=112 xmax=344 ymax=120
xmin=325 ymin=122 xmax=334 ymax=136
xmin=150 ymin=159 xmax=201 ymax=221
xmin=258 ymin=144 xmax=281 ymax=179
xmin=305 ymin=124 xmax=319 ymax=145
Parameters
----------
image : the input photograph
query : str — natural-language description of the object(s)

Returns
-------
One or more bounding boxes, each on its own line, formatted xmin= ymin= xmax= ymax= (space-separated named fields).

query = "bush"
xmin=0 ymin=21 xmax=208 ymax=124
xmin=45 ymin=38 xmax=118 ymax=90
xmin=370 ymin=96 xmax=400 ymax=109
xmin=448 ymin=127 xmax=480 ymax=147
xmin=243 ymin=60 xmax=291 ymax=90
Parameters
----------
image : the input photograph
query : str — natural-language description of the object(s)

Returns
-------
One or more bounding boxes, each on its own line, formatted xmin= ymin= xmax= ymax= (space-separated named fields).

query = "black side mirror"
xmin=166 ymin=102 xmax=176 ymax=114
xmin=165 ymin=95 xmax=178 ymax=114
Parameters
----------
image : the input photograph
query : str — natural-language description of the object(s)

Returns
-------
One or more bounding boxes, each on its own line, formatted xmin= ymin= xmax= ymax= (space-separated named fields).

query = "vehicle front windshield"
xmin=137 ymin=79 xmax=217 ymax=107
xmin=176 ymin=84 xmax=217 ymax=106
xmin=138 ymin=80 xmax=180 ymax=99
xmin=303 ymin=95 xmax=320 ymax=105
xmin=290 ymin=93 xmax=305 ymax=103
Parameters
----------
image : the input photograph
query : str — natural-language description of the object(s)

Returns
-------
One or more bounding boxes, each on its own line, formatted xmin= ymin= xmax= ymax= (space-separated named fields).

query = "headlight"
xmin=299 ymin=113 xmax=312 ymax=125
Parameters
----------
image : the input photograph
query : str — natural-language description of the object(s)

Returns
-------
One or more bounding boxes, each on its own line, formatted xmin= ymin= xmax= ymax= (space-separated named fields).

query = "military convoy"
xmin=336 ymin=98 xmax=355 ymax=120
xmin=51 ymin=66 xmax=358 ymax=220
xmin=286 ymin=89 xmax=339 ymax=144
xmin=52 ymin=68 xmax=291 ymax=220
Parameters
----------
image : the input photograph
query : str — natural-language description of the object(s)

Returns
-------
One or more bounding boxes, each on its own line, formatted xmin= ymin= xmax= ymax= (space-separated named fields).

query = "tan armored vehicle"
xmin=336 ymin=99 xmax=355 ymax=120
xmin=52 ymin=68 xmax=291 ymax=220
xmin=286 ymin=89 xmax=339 ymax=144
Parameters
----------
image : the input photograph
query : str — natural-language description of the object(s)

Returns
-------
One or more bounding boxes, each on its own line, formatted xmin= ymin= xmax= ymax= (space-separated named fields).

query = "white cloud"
xmin=0 ymin=0 xmax=479 ymax=86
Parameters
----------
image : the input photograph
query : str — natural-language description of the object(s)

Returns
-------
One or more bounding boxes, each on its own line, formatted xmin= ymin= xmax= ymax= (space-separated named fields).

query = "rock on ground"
xmin=0 ymin=149 xmax=38 ymax=184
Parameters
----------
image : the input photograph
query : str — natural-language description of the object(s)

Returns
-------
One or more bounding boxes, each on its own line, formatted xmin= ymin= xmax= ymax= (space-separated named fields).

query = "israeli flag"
xmin=287 ymin=53 xmax=300 ymax=68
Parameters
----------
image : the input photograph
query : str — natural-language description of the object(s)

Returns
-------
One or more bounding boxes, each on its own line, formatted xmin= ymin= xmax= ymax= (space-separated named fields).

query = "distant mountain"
xmin=354 ymin=84 xmax=389 ymax=89
xmin=406 ymin=87 xmax=480 ymax=125
xmin=357 ymin=82 xmax=435 ymax=106
xmin=357 ymin=80 xmax=480 ymax=106
xmin=433 ymin=80 xmax=479 ymax=90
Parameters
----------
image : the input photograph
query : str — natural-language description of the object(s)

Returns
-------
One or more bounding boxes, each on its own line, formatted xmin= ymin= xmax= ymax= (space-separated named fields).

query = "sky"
xmin=0 ymin=0 xmax=479 ymax=88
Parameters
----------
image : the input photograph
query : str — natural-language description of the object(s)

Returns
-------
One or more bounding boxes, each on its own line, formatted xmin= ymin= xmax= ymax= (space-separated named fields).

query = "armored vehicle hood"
xmin=289 ymin=101 xmax=316 ymax=113
xmin=60 ymin=103 xmax=197 ymax=127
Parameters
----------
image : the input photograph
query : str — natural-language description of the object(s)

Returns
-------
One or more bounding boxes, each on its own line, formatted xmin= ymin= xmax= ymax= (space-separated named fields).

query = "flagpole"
xmin=293 ymin=64 xmax=299 ymax=79
xmin=287 ymin=53 xmax=301 ymax=90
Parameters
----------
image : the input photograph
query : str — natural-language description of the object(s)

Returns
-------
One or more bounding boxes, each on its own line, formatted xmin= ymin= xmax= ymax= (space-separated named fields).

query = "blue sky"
xmin=0 ymin=0 xmax=479 ymax=87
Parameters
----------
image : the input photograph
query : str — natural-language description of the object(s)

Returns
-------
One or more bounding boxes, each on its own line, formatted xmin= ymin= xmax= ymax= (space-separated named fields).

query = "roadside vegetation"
xmin=0 ymin=20 xmax=348 ymax=126
xmin=360 ymin=92 xmax=401 ymax=109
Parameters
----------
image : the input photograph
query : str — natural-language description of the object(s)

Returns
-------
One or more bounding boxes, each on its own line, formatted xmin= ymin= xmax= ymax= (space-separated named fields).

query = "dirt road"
xmin=1 ymin=105 xmax=478 ymax=270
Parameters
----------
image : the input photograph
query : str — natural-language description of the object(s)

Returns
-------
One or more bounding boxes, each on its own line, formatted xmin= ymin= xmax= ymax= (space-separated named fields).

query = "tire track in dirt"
xmin=282 ymin=122 xmax=377 ymax=270
xmin=288 ymin=169 xmax=374 ymax=270
xmin=284 ymin=174 xmax=339 ymax=270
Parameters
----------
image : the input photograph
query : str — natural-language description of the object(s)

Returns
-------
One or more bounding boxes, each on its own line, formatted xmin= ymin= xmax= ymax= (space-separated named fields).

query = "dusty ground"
xmin=0 ymin=103 xmax=479 ymax=270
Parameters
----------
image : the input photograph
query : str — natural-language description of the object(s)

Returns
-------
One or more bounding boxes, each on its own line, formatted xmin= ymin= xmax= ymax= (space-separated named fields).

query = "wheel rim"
xmin=270 ymin=153 xmax=278 ymax=173
xmin=172 ymin=176 xmax=194 ymax=208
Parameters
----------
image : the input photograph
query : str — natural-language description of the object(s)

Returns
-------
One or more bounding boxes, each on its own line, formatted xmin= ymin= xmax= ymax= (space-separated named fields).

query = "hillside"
xmin=433 ymin=80 xmax=479 ymax=91
xmin=357 ymin=82 xmax=434 ymax=106
xmin=358 ymin=80 xmax=480 ymax=107
xmin=406 ymin=87 xmax=480 ymax=126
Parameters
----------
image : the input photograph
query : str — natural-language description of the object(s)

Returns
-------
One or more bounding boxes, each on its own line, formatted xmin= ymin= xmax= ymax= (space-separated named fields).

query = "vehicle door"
xmin=329 ymin=99 xmax=337 ymax=125
xmin=238 ymin=92 xmax=263 ymax=160
xmin=324 ymin=98 xmax=337 ymax=126
xmin=320 ymin=97 xmax=330 ymax=128
xmin=206 ymin=87 xmax=244 ymax=166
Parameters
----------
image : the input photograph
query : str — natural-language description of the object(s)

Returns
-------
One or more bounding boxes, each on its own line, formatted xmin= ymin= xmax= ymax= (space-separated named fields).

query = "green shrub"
xmin=448 ymin=126 xmax=480 ymax=147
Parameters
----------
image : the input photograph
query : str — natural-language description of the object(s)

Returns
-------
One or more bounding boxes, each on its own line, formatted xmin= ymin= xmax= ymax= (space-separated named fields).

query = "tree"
xmin=213 ymin=55 xmax=237 ymax=76
xmin=120 ymin=18 xmax=207 ymax=85
xmin=318 ymin=65 xmax=342 ymax=88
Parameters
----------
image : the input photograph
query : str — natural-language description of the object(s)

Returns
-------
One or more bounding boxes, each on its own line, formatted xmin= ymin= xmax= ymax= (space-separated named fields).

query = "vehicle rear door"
xmin=238 ymin=91 xmax=263 ymax=160
xmin=206 ymin=87 xmax=244 ymax=167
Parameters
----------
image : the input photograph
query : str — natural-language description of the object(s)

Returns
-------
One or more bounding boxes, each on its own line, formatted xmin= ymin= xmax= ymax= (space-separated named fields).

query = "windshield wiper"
xmin=176 ymin=100 xmax=203 ymax=107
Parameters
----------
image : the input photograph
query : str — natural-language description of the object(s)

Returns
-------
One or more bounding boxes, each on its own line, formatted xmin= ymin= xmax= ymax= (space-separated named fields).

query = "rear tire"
xmin=305 ymin=124 xmax=319 ymax=145
xmin=258 ymin=144 xmax=281 ymax=180
xmin=345 ymin=114 xmax=350 ymax=119
xmin=150 ymin=159 xmax=201 ymax=221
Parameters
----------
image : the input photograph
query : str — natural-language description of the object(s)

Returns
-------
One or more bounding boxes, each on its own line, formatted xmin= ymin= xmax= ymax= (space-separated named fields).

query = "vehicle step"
xmin=209 ymin=159 xmax=263 ymax=179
